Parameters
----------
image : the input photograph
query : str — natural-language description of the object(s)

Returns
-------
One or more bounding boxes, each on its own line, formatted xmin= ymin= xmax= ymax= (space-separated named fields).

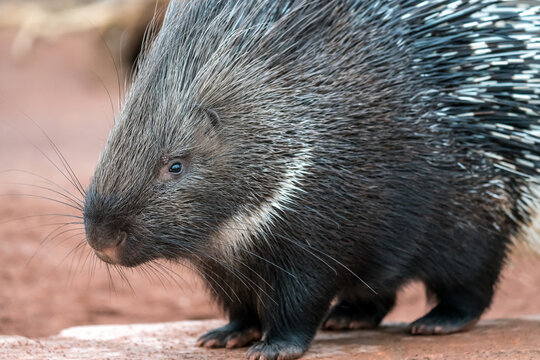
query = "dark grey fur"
xmin=84 ymin=1 xmax=540 ymax=359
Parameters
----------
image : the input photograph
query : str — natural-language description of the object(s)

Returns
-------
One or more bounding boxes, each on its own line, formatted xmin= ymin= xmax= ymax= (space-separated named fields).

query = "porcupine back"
xmin=406 ymin=0 xmax=540 ymax=222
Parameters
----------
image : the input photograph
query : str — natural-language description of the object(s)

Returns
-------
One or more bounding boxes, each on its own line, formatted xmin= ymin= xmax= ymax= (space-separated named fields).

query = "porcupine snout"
xmin=83 ymin=188 xmax=129 ymax=265
xmin=85 ymin=223 xmax=127 ymax=265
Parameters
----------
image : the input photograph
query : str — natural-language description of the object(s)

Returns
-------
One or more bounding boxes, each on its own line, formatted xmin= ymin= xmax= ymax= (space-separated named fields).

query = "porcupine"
xmin=82 ymin=0 xmax=540 ymax=359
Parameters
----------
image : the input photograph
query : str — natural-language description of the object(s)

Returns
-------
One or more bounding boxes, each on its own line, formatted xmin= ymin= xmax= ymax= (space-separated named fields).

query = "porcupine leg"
xmin=408 ymin=288 xmax=488 ymax=335
xmin=247 ymin=271 xmax=335 ymax=360
xmin=409 ymin=225 xmax=507 ymax=335
xmin=410 ymin=256 xmax=501 ymax=334
xmin=322 ymin=293 xmax=396 ymax=330
xmin=197 ymin=307 xmax=261 ymax=349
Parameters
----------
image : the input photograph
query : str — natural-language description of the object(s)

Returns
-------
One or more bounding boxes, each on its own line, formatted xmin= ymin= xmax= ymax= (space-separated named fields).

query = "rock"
xmin=1 ymin=317 xmax=539 ymax=359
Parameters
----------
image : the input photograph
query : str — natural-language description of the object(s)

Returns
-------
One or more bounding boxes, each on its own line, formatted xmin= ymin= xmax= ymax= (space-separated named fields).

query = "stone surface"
xmin=1 ymin=317 xmax=539 ymax=360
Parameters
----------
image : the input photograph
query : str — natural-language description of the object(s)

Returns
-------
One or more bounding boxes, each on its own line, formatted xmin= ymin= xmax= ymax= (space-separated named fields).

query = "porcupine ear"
xmin=201 ymin=107 xmax=222 ymax=128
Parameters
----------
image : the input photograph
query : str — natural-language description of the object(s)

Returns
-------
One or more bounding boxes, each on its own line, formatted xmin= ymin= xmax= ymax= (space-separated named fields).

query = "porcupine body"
xmin=83 ymin=1 xmax=540 ymax=359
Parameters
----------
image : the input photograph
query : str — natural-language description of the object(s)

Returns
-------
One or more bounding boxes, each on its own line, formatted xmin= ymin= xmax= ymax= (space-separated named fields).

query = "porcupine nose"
xmin=92 ymin=231 xmax=127 ymax=264
xmin=84 ymin=214 xmax=128 ymax=265
xmin=83 ymin=187 xmax=129 ymax=264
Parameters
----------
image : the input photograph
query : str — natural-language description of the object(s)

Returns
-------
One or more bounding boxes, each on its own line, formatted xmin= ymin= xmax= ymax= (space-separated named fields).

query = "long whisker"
xmin=65 ymin=240 xmax=89 ymax=287
xmin=25 ymin=222 xmax=67 ymax=264
xmin=274 ymin=232 xmax=377 ymax=294
xmin=1 ymin=182 xmax=84 ymax=210
xmin=135 ymin=263 xmax=154 ymax=284
xmin=90 ymin=70 xmax=116 ymax=127
xmin=237 ymin=247 xmax=297 ymax=280
xmin=42 ymin=132 xmax=86 ymax=198
xmin=169 ymin=260 xmax=223 ymax=301
xmin=151 ymin=260 xmax=190 ymax=289
xmin=50 ymin=230 xmax=86 ymax=249
xmin=89 ymin=252 xmax=100 ymax=284
xmin=105 ymin=264 xmax=117 ymax=295
xmin=113 ymin=264 xmax=135 ymax=294
xmin=200 ymin=252 xmax=277 ymax=306
xmin=74 ymin=239 xmax=91 ymax=276
xmin=0 ymin=108 xmax=86 ymax=197
xmin=0 ymin=213 xmax=83 ymax=227
xmin=178 ymin=219 xmax=375 ymax=293
xmin=0 ymin=169 xmax=84 ymax=206
xmin=182 ymin=253 xmax=240 ymax=303
xmin=91 ymin=24 xmax=123 ymax=106
xmin=0 ymin=193 xmax=83 ymax=212
xmin=80 ymin=246 xmax=95 ymax=277
xmin=145 ymin=261 xmax=177 ymax=289
xmin=155 ymin=245 xmax=272 ymax=306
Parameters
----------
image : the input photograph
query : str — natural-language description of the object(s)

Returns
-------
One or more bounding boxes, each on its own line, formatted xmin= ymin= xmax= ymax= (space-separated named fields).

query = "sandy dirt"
xmin=2 ymin=318 xmax=540 ymax=359
xmin=0 ymin=30 xmax=539 ymax=340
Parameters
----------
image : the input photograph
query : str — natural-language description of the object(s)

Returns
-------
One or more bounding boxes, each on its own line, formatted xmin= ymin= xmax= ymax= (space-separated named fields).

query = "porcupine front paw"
xmin=247 ymin=339 xmax=306 ymax=360
xmin=197 ymin=320 xmax=261 ymax=349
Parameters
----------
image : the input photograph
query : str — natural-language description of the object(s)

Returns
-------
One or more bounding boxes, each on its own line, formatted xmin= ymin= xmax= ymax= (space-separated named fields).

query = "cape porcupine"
xmin=83 ymin=0 xmax=540 ymax=359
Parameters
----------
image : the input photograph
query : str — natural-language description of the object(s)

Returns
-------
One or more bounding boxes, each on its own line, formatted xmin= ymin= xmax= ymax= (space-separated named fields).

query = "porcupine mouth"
xmin=91 ymin=234 xmax=159 ymax=268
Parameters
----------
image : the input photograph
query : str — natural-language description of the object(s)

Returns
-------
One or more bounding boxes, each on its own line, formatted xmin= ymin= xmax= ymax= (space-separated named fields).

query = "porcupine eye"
xmin=158 ymin=159 xmax=187 ymax=182
xmin=169 ymin=162 xmax=183 ymax=175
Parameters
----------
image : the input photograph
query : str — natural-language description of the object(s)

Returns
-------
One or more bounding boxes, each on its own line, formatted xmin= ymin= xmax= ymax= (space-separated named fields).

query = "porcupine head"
xmin=83 ymin=1 xmax=310 ymax=269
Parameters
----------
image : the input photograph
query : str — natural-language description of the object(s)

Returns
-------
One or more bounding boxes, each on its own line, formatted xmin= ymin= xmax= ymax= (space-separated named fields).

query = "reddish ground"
xmin=0 ymin=30 xmax=539 ymax=339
